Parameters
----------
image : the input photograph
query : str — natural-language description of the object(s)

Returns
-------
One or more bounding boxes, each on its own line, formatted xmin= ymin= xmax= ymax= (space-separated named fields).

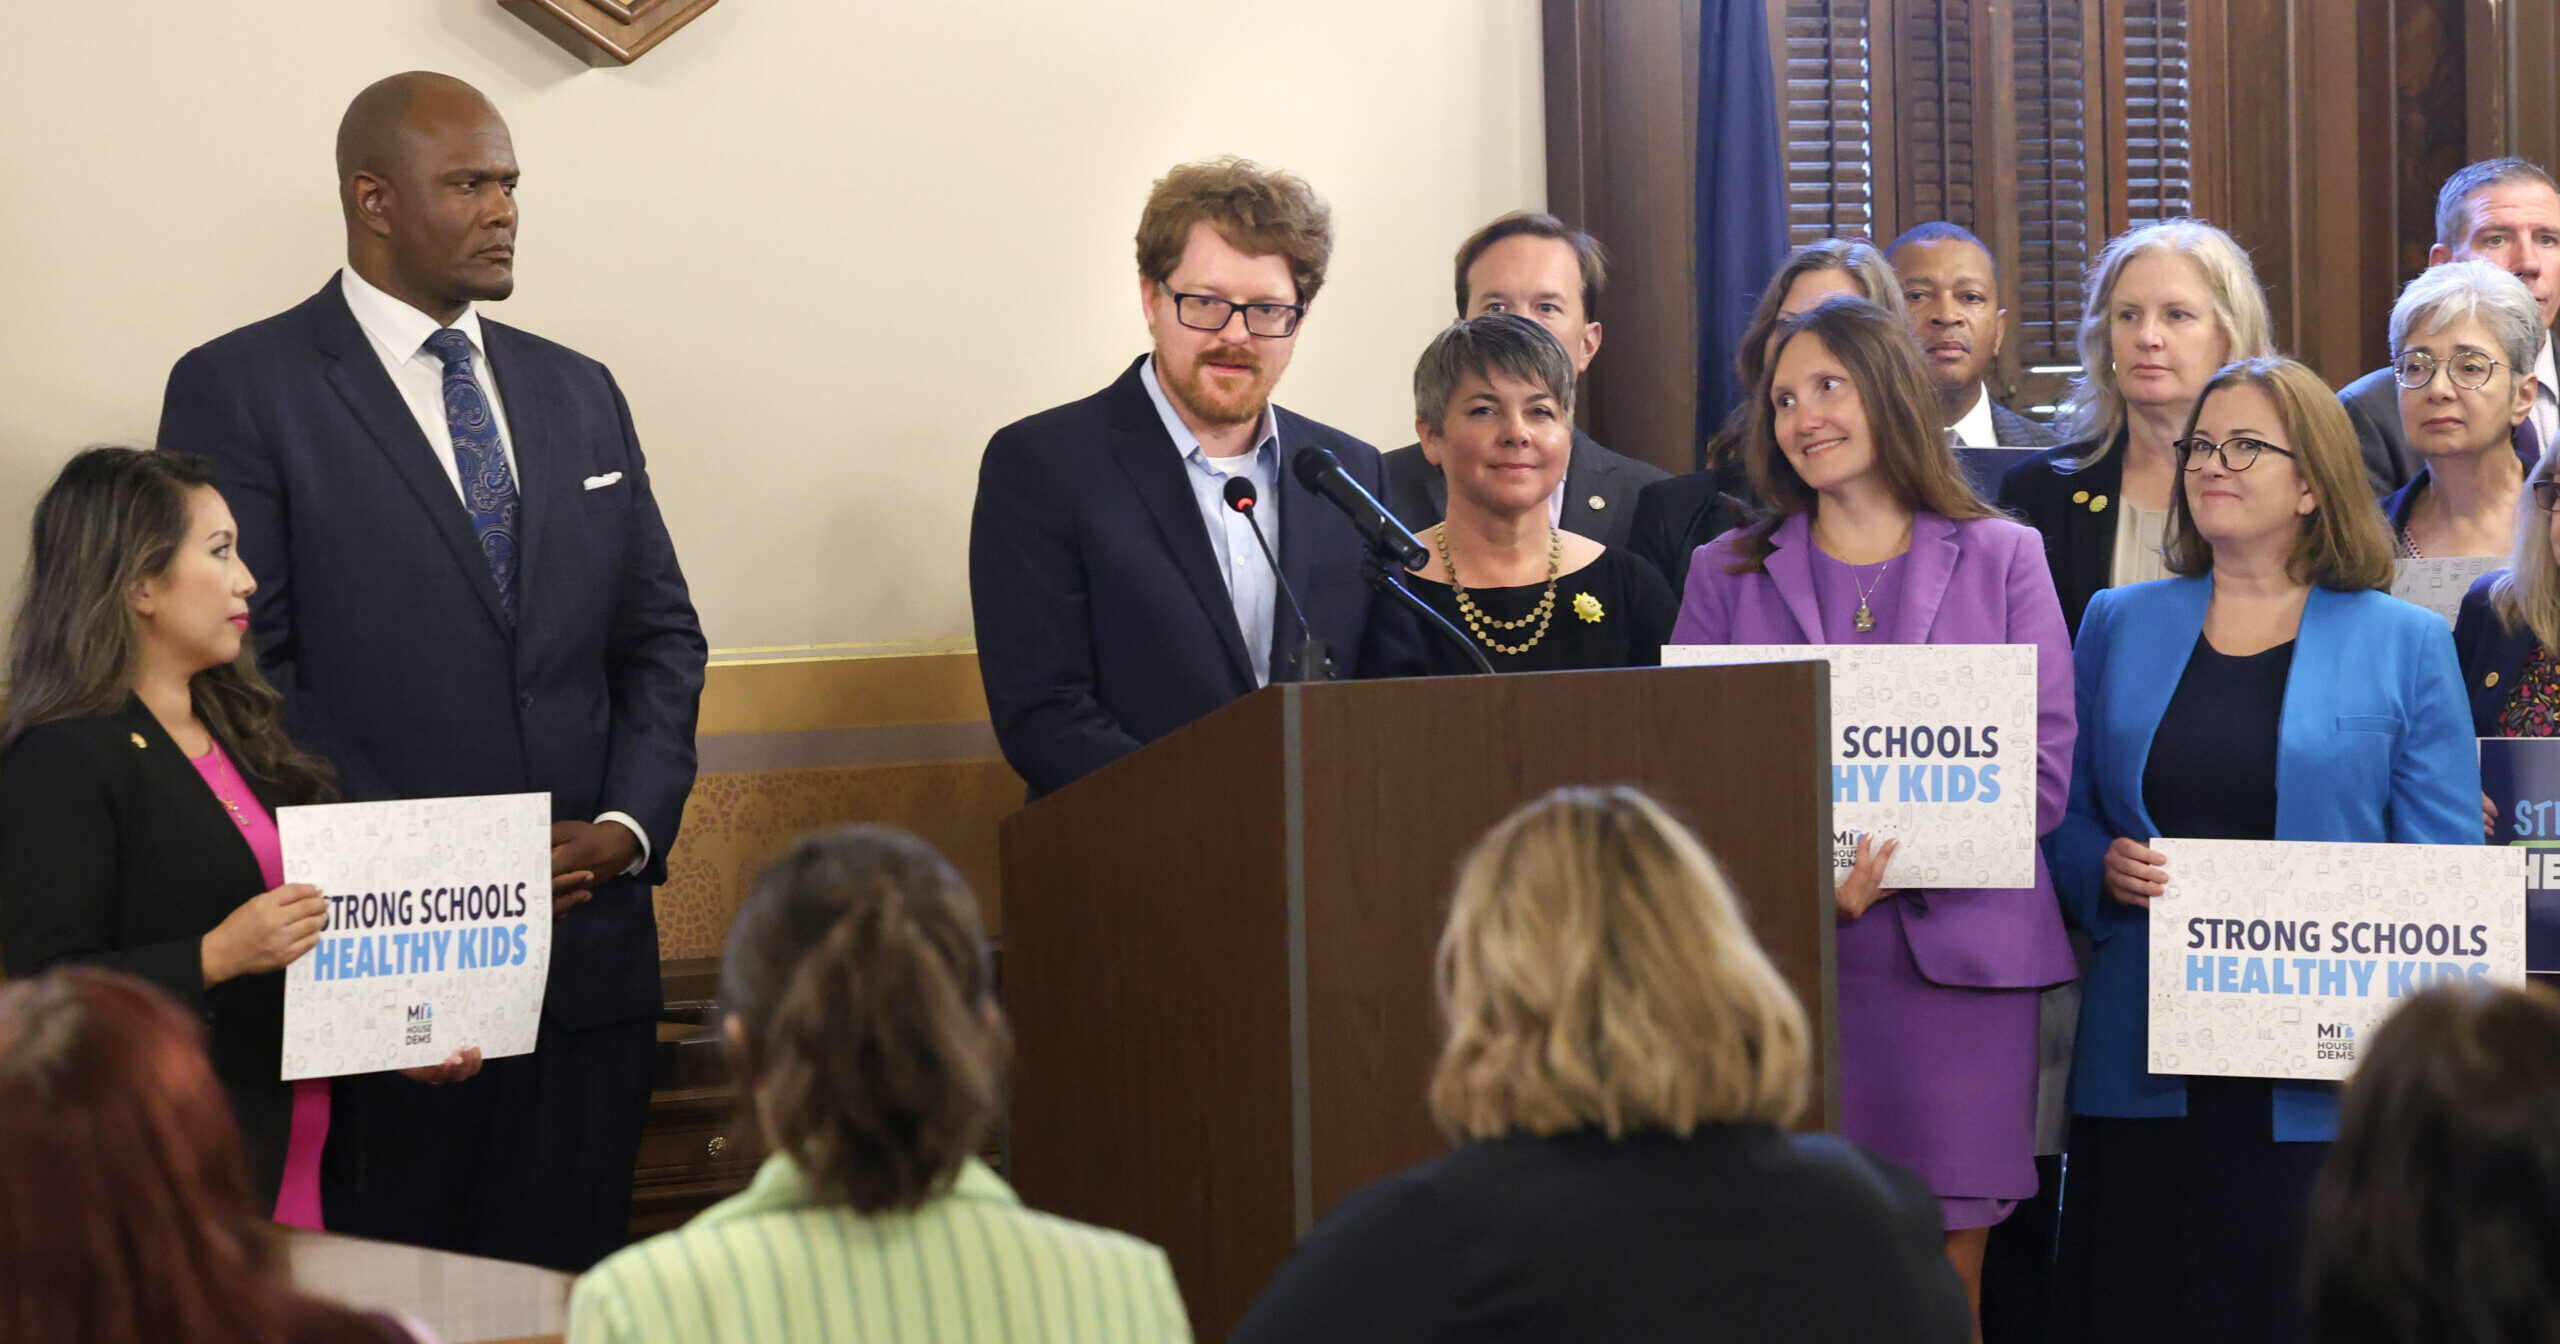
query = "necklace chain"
xmin=1436 ymin=524 xmax=1562 ymax=655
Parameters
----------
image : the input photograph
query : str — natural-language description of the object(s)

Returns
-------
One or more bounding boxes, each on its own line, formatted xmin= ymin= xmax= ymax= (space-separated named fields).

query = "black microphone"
xmin=1223 ymin=475 xmax=1334 ymax=682
xmin=1291 ymin=445 xmax=1428 ymax=573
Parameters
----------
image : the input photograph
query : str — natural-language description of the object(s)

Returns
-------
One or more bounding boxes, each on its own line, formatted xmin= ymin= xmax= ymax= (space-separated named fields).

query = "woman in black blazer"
xmin=2454 ymin=454 xmax=2560 ymax=735
xmin=1230 ymin=787 xmax=1969 ymax=1344
xmin=1997 ymin=220 xmax=2276 ymax=637
xmin=0 ymin=449 xmax=474 ymax=1222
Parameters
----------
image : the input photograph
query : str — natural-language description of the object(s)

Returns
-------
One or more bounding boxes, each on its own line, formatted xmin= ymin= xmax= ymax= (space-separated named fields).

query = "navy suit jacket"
xmin=970 ymin=357 xmax=1420 ymax=798
xmin=2048 ymin=578 xmax=2479 ymax=1142
xmin=2453 ymin=573 xmax=2537 ymax=735
xmin=157 ymin=276 xmax=707 ymax=1032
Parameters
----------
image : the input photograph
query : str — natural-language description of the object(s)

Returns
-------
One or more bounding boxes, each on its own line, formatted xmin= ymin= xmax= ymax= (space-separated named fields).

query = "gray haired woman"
xmin=1406 ymin=312 xmax=1677 ymax=672
xmin=2382 ymin=260 xmax=2543 ymax=558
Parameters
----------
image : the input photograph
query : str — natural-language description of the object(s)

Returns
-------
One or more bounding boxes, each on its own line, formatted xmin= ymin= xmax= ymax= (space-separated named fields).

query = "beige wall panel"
xmin=0 ymin=2 xmax=1543 ymax=653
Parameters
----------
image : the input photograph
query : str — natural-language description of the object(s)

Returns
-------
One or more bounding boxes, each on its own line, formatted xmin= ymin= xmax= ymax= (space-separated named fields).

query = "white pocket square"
xmin=583 ymin=472 xmax=624 ymax=490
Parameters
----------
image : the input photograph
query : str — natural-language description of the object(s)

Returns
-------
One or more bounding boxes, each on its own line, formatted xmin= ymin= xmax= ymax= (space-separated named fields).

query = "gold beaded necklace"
xmin=1434 ymin=523 xmax=1562 ymax=656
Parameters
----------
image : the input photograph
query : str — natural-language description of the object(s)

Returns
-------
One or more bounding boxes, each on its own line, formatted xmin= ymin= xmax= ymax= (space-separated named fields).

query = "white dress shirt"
xmin=1948 ymin=383 xmax=2000 ymax=448
xmin=2534 ymin=335 xmax=2557 ymax=451
xmin=337 ymin=267 xmax=651 ymax=874
xmin=1140 ymin=357 xmax=1283 ymax=687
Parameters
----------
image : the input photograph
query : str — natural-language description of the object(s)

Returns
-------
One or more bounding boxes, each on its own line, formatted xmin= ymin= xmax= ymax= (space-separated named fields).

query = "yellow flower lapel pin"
xmin=1573 ymin=592 xmax=1604 ymax=624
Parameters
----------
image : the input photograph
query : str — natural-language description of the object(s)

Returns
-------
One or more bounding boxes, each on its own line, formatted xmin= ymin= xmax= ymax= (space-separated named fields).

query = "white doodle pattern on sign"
xmin=1663 ymin=643 xmax=2038 ymax=888
xmin=277 ymin=793 xmax=553 ymax=1080
xmin=2147 ymin=837 xmax=2525 ymax=1082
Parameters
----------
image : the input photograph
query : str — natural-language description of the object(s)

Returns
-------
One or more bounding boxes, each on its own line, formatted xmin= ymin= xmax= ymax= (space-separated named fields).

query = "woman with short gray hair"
xmin=2382 ymin=260 xmax=2542 ymax=558
xmin=1406 ymin=312 xmax=1676 ymax=671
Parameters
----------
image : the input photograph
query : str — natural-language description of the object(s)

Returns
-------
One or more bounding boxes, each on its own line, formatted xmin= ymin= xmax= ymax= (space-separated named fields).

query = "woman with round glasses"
xmin=2379 ymin=262 xmax=2541 ymax=559
xmin=2048 ymin=357 xmax=2478 ymax=1342
xmin=1997 ymin=220 xmax=2277 ymax=637
xmin=2453 ymin=454 xmax=2560 ymax=735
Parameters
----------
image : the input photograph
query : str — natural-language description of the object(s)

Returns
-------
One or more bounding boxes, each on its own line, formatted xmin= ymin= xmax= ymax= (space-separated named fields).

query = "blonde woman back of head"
xmin=1234 ymin=787 xmax=1971 ymax=1344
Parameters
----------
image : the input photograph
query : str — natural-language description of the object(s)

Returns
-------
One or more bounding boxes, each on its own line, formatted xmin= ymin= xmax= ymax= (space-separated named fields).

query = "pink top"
xmin=190 ymin=738 xmax=329 ymax=1231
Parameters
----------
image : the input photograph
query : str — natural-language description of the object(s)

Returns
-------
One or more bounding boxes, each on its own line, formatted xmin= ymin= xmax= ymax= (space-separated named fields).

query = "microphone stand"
xmin=1363 ymin=547 xmax=1495 ymax=676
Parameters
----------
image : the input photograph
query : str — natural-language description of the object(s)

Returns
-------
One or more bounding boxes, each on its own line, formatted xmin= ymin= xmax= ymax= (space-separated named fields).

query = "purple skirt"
xmin=1837 ymin=896 xmax=2041 ymax=1229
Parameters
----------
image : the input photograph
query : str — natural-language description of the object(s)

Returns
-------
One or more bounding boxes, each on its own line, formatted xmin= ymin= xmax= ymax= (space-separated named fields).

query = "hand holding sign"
xmin=2104 ymin=838 xmax=2168 ymax=910
xmin=1837 ymin=836 xmax=1900 ymax=921
xmin=202 ymin=882 xmax=328 ymax=986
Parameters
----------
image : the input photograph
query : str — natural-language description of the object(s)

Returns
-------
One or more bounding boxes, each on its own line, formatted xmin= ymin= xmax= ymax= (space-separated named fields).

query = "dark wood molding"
xmin=499 ymin=0 xmax=719 ymax=66
xmin=1539 ymin=0 xmax=1702 ymax=475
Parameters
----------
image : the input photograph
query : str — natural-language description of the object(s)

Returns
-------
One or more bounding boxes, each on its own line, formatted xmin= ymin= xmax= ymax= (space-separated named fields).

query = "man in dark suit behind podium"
xmin=1378 ymin=213 xmax=1667 ymax=550
xmin=157 ymin=72 xmax=706 ymax=1271
xmin=971 ymin=158 xmax=1418 ymax=799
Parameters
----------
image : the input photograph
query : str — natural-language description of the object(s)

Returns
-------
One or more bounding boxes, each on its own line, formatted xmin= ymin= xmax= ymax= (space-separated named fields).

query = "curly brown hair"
xmin=1134 ymin=157 xmax=1333 ymax=305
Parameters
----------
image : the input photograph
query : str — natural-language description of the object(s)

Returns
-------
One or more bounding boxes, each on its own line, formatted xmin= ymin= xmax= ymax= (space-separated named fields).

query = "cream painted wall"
xmin=0 ymin=1 xmax=1544 ymax=657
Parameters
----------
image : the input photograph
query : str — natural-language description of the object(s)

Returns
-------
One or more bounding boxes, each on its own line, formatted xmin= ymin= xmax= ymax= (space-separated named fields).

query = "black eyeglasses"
xmin=2173 ymin=435 xmax=2298 ymax=473
xmin=2534 ymin=479 xmax=2560 ymax=512
xmin=1159 ymin=284 xmax=1306 ymax=338
xmin=2393 ymin=350 xmax=2507 ymax=391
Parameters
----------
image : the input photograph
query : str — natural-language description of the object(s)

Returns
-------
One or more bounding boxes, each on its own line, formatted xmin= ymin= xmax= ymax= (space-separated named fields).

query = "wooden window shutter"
xmin=2118 ymin=0 xmax=2196 ymax=224
xmin=2012 ymin=0 xmax=2097 ymax=405
xmin=1783 ymin=0 xmax=1880 ymax=246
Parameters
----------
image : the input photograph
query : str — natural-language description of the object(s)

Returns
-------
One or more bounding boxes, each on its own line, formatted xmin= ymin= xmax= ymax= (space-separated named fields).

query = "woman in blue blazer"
xmin=2047 ymin=358 xmax=2479 ymax=1344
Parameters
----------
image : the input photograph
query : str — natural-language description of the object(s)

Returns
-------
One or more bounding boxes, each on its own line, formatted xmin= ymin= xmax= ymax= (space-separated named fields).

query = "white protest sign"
xmin=278 ymin=793 xmax=552 ymax=1079
xmin=1664 ymin=643 xmax=2038 ymax=888
xmin=2389 ymin=556 xmax=2499 ymax=626
xmin=2146 ymin=837 xmax=2525 ymax=1082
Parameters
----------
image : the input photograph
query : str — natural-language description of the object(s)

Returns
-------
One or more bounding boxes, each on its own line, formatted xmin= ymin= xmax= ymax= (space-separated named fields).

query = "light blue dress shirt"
xmin=1140 ymin=357 xmax=1282 ymax=687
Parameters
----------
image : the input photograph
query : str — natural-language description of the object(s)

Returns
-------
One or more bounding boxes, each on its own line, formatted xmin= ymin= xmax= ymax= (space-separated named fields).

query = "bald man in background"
xmin=159 ymin=71 xmax=705 ymax=1270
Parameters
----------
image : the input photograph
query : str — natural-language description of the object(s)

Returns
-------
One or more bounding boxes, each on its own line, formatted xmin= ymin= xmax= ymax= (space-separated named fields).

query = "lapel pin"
xmin=2089 ymin=494 xmax=2109 ymax=512
xmin=2071 ymin=490 xmax=2089 ymax=504
xmin=1574 ymin=592 xmax=1605 ymax=623
xmin=130 ymin=733 xmax=147 ymax=749
xmin=1587 ymin=495 xmax=1606 ymax=511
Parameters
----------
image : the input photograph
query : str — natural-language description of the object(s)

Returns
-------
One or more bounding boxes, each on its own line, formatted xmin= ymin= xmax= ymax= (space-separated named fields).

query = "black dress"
xmin=2056 ymin=634 xmax=2326 ymax=1344
xmin=1410 ymin=545 xmax=1677 ymax=674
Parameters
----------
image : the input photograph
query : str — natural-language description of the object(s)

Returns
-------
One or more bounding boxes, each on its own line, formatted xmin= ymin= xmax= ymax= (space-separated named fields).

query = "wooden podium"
xmin=999 ymin=663 xmax=1835 ymax=1340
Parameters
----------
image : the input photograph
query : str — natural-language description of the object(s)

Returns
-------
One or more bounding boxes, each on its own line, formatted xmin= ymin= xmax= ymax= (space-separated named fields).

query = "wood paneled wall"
xmin=1546 ymin=0 xmax=2560 ymax=437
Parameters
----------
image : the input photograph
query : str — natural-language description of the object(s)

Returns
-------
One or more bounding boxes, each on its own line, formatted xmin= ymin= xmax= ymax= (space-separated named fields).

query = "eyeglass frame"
xmin=2173 ymin=435 xmax=2299 ymax=473
xmin=2532 ymin=479 xmax=2560 ymax=512
xmin=2391 ymin=348 xmax=2509 ymax=392
xmin=1156 ymin=282 xmax=1308 ymax=338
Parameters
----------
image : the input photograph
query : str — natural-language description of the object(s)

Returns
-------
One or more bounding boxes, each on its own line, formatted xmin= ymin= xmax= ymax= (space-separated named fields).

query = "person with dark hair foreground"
xmin=568 ymin=826 xmax=1189 ymax=1343
xmin=0 ymin=447 xmax=477 ymax=1224
xmin=0 ymin=967 xmax=418 ymax=1344
xmin=2306 ymin=982 xmax=2560 ymax=1344
xmin=1231 ymin=787 xmax=1968 ymax=1343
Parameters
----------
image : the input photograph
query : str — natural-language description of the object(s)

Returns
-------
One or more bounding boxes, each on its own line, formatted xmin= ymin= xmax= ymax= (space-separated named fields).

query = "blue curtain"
xmin=1695 ymin=0 xmax=1789 ymax=465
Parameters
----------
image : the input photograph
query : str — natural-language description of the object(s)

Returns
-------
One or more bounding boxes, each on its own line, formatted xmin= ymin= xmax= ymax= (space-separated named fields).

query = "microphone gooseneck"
xmin=1290 ymin=446 xmax=1428 ymax=573
xmin=1225 ymin=473 xmax=1333 ymax=682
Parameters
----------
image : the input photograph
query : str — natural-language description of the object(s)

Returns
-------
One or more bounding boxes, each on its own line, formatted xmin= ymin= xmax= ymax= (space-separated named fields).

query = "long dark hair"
xmin=2306 ymin=981 xmax=2560 ymax=1343
xmin=720 ymin=826 xmax=1006 ymax=1213
xmin=4 ymin=448 xmax=331 ymax=803
xmin=0 ymin=969 xmax=404 ymax=1344
xmin=1726 ymin=295 xmax=1998 ymax=573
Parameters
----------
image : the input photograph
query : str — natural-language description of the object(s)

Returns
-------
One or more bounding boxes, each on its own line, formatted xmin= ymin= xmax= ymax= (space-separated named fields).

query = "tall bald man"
xmin=2341 ymin=157 xmax=2560 ymax=495
xmin=159 ymin=73 xmax=706 ymax=1270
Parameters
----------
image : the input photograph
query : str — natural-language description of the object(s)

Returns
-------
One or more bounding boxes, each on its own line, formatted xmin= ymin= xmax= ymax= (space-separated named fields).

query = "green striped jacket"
xmin=569 ymin=1155 xmax=1191 ymax=1343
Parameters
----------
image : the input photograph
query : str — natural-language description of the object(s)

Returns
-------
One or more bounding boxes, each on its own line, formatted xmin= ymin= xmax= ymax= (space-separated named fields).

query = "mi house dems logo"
xmin=406 ymin=1002 xmax=435 ymax=1047
xmin=2316 ymin=1021 xmax=2356 ymax=1062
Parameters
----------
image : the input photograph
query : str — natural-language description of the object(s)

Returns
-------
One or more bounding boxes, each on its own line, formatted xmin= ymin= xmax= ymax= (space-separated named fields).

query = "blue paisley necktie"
xmin=424 ymin=327 xmax=520 ymax=623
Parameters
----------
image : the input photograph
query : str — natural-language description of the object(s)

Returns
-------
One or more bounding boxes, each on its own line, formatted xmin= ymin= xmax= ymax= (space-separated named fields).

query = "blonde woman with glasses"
xmin=1230 ymin=787 xmax=1969 ymax=1344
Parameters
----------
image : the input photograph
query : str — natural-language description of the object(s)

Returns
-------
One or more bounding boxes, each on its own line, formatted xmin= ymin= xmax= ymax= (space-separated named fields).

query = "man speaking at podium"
xmin=157 ymin=72 xmax=706 ymax=1270
xmin=970 ymin=158 xmax=1417 ymax=798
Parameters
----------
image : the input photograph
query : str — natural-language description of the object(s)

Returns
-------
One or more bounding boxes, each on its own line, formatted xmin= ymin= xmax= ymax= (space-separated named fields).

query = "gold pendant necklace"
xmin=1852 ymin=561 xmax=1887 ymax=634
xmin=1436 ymin=524 xmax=1562 ymax=656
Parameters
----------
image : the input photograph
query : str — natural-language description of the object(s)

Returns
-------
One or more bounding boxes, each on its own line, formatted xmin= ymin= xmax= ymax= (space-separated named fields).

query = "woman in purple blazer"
xmin=1671 ymin=295 xmax=2078 ymax=1323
